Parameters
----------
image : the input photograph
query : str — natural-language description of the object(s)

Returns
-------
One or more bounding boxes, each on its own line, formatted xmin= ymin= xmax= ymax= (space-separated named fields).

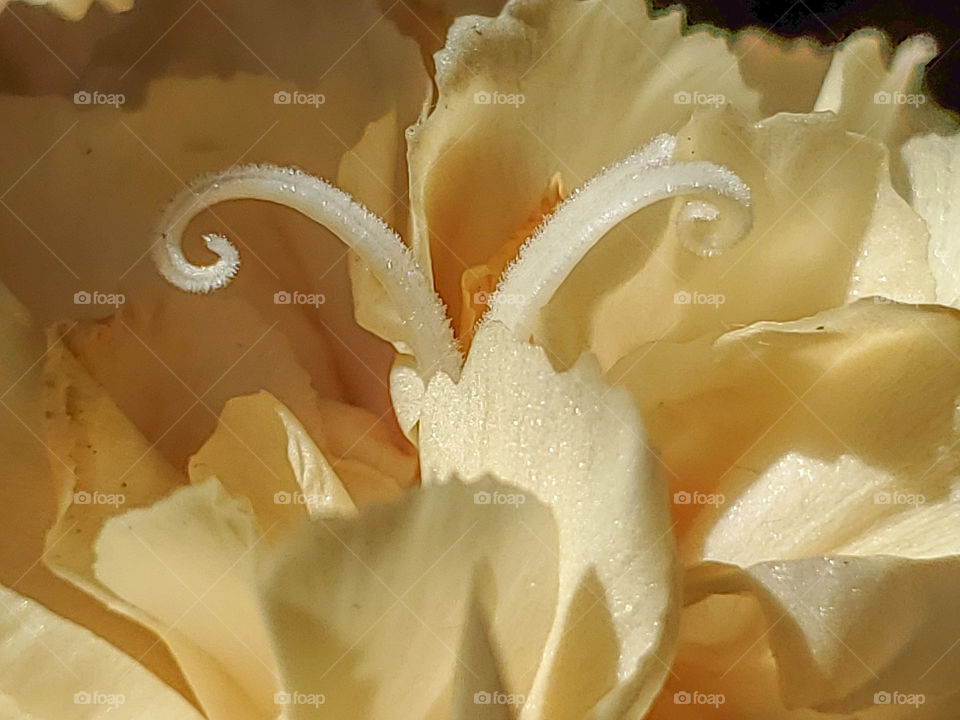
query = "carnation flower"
xmin=0 ymin=0 xmax=958 ymax=718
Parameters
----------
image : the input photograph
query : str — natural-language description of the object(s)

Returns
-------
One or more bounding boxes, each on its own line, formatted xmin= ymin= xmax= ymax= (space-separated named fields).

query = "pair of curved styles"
xmin=153 ymin=133 xmax=752 ymax=383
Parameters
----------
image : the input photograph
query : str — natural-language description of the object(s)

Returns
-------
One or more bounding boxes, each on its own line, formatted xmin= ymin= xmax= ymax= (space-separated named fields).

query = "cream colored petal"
xmin=339 ymin=111 xmax=420 ymax=361
xmin=845 ymin=168 xmax=935 ymax=304
xmin=0 ymin=284 xmax=190 ymax=701
xmin=94 ymin=477 xmax=277 ymax=720
xmin=606 ymin=299 xmax=960 ymax=558
xmin=61 ymin=289 xmax=339 ymax=471
xmin=0 ymin=582 xmax=202 ymax=719
xmin=903 ymin=132 xmax=960 ymax=308
xmin=260 ymin=478 xmax=560 ymax=720
xmin=407 ymin=0 xmax=762 ymax=317
xmin=187 ymin=390 xmax=356 ymax=526
xmin=683 ymin=558 xmax=960 ymax=715
xmin=729 ymin=32 xmax=832 ymax=116
xmin=812 ymin=31 xmax=956 ymax=190
xmin=41 ymin=340 xmax=267 ymax=720
xmin=419 ymin=322 xmax=679 ymax=719
xmin=585 ymin=108 xmax=884 ymax=370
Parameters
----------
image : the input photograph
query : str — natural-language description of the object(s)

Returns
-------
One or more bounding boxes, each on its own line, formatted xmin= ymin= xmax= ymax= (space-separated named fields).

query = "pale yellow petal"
xmin=41 ymin=339 xmax=265 ymax=720
xmin=419 ymin=322 xmax=679 ymax=719
xmin=260 ymin=478 xmax=560 ymax=720
xmin=188 ymin=391 xmax=356 ymax=527
xmin=585 ymin=108 xmax=884 ymax=370
xmin=683 ymin=558 xmax=960 ymax=716
xmin=606 ymin=299 xmax=960 ymax=555
xmin=845 ymin=173 xmax=935 ymax=304
xmin=94 ymin=477 xmax=277 ymax=720
xmin=812 ymin=31 xmax=956 ymax=189
xmin=903 ymin=132 xmax=960 ymax=308
xmin=407 ymin=0 xmax=762 ymax=318
xmin=0 ymin=284 xmax=189 ymax=701
xmin=729 ymin=32 xmax=831 ymax=116
xmin=0 ymin=582 xmax=202 ymax=719
xmin=0 ymin=0 xmax=129 ymax=21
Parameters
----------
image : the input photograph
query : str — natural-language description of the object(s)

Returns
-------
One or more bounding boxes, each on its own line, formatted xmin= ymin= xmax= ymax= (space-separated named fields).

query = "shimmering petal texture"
xmin=419 ymin=322 xmax=679 ymax=719
xmin=903 ymin=133 xmax=960 ymax=308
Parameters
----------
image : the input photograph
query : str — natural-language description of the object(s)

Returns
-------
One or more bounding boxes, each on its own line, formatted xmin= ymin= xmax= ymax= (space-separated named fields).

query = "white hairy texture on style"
xmin=152 ymin=164 xmax=462 ymax=380
xmin=486 ymin=133 xmax=752 ymax=340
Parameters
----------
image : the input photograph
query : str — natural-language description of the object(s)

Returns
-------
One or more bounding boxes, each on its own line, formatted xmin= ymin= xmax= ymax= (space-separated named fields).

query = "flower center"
xmin=153 ymin=136 xmax=751 ymax=381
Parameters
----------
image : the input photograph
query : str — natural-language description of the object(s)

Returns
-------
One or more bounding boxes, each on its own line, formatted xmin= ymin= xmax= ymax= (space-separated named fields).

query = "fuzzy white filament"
xmin=486 ymin=133 xmax=753 ymax=340
xmin=152 ymin=164 xmax=462 ymax=380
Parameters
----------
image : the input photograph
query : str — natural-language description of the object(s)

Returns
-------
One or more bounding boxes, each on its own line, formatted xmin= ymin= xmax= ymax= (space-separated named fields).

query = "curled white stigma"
xmin=152 ymin=164 xmax=462 ymax=380
xmin=485 ymin=133 xmax=753 ymax=339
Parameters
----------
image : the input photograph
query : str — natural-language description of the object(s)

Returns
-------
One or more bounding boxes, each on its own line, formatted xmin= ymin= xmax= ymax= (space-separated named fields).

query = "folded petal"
xmin=419 ymin=322 xmax=679 ymax=719
xmin=582 ymin=109 xmax=886 ymax=370
xmin=606 ymin=299 xmax=960 ymax=558
xmin=94 ymin=477 xmax=277 ymax=720
xmin=813 ymin=31 xmax=955 ymax=186
xmin=260 ymin=478 xmax=559 ymax=720
xmin=187 ymin=390 xmax=357 ymax=526
xmin=0 ymin=582 xmax=203 ymax=719
xmin=407 ymin=0 xmax=762 ymax=319
xmin=675 ymin=557 xmax=960 ymax=716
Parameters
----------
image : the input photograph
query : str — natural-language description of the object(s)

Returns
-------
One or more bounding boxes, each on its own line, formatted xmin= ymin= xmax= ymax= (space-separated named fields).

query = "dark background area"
xmin=652 ymin=0 xmax=959 ymax=113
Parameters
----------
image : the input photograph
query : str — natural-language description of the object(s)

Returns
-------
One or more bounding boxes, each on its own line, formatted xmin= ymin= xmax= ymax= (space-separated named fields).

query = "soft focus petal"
xmin=261 ymin=478 xmax=559 ymax=719
xmin=419 ymin=322 xmax=679 ymax=719
xmin=0 ymin=581 xmax=202 ymax=718
xmin=41 ymin=337 xmax=354 ymax=719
